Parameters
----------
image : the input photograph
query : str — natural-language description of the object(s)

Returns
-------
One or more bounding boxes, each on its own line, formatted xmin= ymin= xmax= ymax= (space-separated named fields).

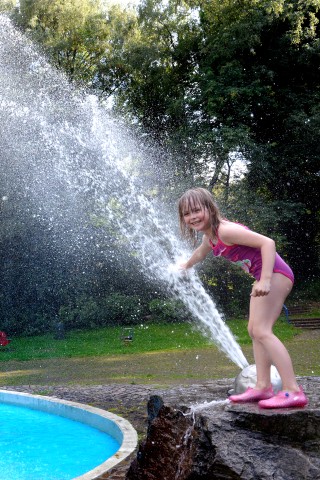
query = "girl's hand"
xmin=167 ymin=261 xmax=190 ymax=274
xmin=250 ymin=279 xmax=271 ymax=297
xmin=178 ymin=262 xmax=190 ymax=270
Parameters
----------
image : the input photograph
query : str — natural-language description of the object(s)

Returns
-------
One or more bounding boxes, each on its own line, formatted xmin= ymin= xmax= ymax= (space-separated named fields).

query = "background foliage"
xmin=0 ymin=0 xmax=319 ymax=335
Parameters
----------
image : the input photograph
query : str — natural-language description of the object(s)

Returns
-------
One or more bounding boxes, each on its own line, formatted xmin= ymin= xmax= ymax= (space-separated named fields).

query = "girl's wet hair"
xmin=178 ymin=188 xmax=221 ymax=244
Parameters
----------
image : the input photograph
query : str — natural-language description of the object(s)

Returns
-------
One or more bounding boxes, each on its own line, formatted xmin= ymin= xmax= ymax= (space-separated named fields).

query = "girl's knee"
xmin=249 ymin=325 xmax=272 ymax=342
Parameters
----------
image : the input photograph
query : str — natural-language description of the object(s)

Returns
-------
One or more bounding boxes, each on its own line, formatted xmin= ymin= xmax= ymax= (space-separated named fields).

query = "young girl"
xmin=178 ymin=187 xmax=308 ymax=409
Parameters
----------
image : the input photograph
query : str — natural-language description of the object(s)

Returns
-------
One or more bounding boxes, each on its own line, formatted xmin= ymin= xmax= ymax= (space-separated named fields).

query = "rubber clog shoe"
xmin=229 ymin=386 xmax=274 ymax=403
xmin=258 ymin=386 xmax=308 ymax=409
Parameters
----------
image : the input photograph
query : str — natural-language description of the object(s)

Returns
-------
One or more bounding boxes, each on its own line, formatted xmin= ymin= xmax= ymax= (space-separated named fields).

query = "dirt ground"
xmin=0 ymin=329 xmax=319 ymax=386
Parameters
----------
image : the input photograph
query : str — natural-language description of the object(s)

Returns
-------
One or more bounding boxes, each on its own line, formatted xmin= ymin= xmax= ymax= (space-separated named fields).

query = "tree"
xmin=13 ymin=0 xmax=111 ymax=83
xmin=0 ymin=0 xmax=15 ymax=12
xmin=194 ymin=0 xmax=320 ymax=280
xmin=6 ymin=0 xmax=319 ymax=284
xmin=95 ymin=0 xmax=242 ymax=189
xmin=106 ymin=0 xmax=320 ymax=280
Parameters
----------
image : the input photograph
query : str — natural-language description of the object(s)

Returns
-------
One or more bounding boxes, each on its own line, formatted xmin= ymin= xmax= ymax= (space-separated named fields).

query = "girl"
xmin=178 ymin=187 xmax=308 ymax=409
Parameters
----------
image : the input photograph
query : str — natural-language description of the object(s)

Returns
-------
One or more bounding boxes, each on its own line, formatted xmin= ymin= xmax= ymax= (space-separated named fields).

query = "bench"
xmin=286 ymin=305 xmax=313 ymax=315
xmin=120 ymin=327 xmax=134 ymax=345
xmin=283 ymin=305 xmax=320 ymax=329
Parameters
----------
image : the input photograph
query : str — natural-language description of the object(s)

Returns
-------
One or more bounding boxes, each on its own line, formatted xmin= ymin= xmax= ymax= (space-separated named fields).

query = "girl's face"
xmin=181 ymin=201 xmax=211 ymax=233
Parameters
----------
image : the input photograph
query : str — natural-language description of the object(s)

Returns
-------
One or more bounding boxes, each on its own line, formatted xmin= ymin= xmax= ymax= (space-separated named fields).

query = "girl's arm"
xmin=219 ymin=222 xmax=276 ymax=297
xmin=180 ymin=235 xmax=212 ymax=269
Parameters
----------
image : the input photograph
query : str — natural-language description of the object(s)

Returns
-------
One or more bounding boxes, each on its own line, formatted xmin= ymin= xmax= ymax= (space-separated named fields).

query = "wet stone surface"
xmin=2 ymin=376 xmax=320 ymax=479
xmin=127 ymin=377 xmax=320 ymax=480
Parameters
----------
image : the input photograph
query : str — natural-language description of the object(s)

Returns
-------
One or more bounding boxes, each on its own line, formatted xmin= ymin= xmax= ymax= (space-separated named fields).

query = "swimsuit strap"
xmin=210 ymin=222 xmax=249 ymax=251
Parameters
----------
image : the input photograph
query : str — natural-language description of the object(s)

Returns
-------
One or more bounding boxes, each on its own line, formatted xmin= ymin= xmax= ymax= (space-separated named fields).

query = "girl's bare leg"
xmin=248 ymin=273 xmax=299 ymax=392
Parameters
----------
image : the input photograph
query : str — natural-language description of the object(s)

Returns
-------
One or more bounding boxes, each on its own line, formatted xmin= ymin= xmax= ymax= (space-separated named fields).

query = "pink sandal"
xmin=229 ymin=386 xmax=274 ymax=403
xmin=258 ymin=386 xmax=308 ymax=409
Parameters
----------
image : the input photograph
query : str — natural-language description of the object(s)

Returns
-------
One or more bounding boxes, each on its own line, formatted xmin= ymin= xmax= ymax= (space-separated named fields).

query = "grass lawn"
xmin=0 ymin=318 xmax=298 ymax=362
xmin=0 ymin=318 xmax=318 ymax=386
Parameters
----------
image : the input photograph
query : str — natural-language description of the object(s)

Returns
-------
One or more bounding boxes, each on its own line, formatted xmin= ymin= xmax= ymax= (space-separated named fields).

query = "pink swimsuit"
xmin=210 ymin=226 xmax=294 ymax=283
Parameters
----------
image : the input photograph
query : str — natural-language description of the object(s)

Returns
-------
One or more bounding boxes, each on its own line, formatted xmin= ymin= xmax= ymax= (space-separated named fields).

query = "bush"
xmin=101 ymin=293 xmax=144 ymax=325
xmin=148 ymin=298 xmax=188 ymax=323
xmin=291 ymin=278 xmax=320 ymax=302
xmin=199 ymin=259 xmax=252 ymax=318
xmin=58 ymin=293 xmax=145 ymax=330
xmin=59 ymin=297 xmax=103 ymax=330
xmin=0 ymin=307 xmax=55 ymax=337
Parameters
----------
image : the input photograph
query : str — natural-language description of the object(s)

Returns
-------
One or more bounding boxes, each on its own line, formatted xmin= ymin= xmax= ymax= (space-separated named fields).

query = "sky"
xmin=105 ymin=0 xmax=140 ymax=7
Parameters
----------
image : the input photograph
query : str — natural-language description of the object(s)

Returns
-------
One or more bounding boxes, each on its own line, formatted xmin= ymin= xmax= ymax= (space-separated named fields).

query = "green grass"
xmin=0 ymin=319 xmax=299 ymax=362
xmin=228 ymin=315 xmax=299 ymax=345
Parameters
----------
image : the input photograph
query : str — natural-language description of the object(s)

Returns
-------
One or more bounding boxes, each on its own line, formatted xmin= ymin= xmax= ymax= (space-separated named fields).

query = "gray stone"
xmin=230 ymin=364 xmax=282 ymax=394
xmin=126 ymin=377 xmax=320 ymax=480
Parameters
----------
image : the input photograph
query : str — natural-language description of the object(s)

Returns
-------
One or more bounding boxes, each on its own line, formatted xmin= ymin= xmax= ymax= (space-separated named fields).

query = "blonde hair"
xmin=178 ymin=188 xmax=222 ymax=244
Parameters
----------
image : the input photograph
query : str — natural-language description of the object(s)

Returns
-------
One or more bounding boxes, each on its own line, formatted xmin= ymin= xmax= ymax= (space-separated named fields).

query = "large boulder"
xmin=126 ymin=377 xmax=320 ymax=480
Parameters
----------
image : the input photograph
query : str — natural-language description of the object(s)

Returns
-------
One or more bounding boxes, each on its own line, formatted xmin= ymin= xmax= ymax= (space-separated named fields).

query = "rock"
xmin=230 ymin=363 xmax=282 ymax=394
xmin=127 ymin=401 xmax=196 ymax=480
xmin=126 ymin=377 xmax=320 ymax=480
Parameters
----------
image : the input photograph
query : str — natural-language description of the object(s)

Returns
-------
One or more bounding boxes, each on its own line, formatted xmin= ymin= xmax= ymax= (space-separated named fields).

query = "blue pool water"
xmin=0 ymin=403 xmax=120 ymax=479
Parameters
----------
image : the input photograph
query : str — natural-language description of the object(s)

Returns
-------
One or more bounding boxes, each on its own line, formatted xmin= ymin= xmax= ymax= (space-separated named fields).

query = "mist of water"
xmin=0 ymin=15 xmax=248 ymax=369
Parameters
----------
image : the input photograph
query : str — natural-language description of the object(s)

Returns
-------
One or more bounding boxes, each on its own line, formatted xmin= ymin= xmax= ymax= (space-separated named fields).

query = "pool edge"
xmin=0 ymin=389 xmax=138 ymax=480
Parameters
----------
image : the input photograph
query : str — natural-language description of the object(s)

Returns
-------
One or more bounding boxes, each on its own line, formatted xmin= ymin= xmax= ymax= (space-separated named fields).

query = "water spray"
xmin=0 ymin=14 xmax=248 ymax=369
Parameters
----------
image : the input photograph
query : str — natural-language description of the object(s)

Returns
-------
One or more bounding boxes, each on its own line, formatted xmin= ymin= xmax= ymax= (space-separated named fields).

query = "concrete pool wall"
xmin=0 ymin=389 xmax=138 ymax=479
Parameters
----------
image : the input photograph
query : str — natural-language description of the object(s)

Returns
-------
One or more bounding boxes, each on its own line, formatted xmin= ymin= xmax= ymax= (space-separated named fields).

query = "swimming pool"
xmin=0 ymin=390 xmax=138 ymax=479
